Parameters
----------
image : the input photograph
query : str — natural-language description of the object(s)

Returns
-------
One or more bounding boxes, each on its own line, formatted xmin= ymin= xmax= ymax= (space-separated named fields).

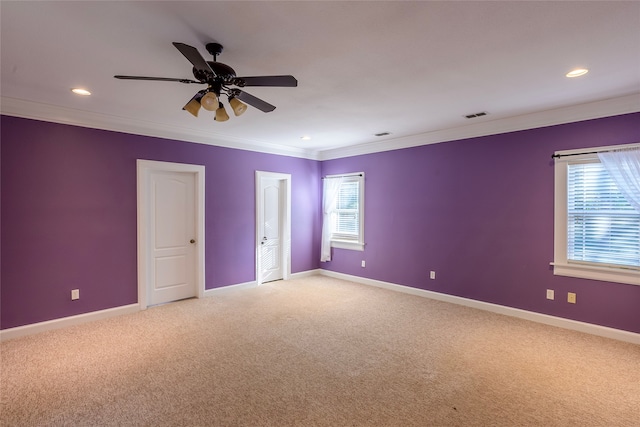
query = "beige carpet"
xmin=1 ymin=275 xmax=639 ymax=426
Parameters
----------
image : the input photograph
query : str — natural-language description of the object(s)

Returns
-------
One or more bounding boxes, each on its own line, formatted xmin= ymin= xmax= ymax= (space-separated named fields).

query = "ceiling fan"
xmin=114 ymin=42 xmax=297 ymax=121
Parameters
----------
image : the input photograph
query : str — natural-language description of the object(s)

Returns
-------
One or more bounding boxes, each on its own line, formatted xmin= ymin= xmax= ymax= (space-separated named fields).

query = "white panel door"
xmin=260 ymin=178 xmax=283 ymax=283
xmin=149 ymin=171 xmax=197 ymax=305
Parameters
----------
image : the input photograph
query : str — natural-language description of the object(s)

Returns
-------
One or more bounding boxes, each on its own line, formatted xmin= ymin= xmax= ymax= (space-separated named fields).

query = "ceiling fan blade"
xmin=114 ymin=75 xmax=202 ymax=84
xmin=172 ymin=42 xmax=215 ymax=76
xmin=233 ymin=75 xmax=297 ymax=87
xmin=235 ymin=90 xmax=276 ymax=112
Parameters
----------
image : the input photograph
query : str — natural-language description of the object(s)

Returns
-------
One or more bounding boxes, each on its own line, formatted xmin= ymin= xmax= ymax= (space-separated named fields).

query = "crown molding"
xmin=318 ymin=93 xmax=640 ymax=160
xmin=2 ymin=94 xmax=638 ymax=162
xmin=0 ymin=97 xmax=318 ymax=160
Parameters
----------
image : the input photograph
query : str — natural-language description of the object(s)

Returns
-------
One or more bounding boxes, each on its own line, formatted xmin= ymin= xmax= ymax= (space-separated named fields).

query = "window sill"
xmin=331 ymin=240 xmax=364 ymax=251
xmin=551 ymin=262 xmax=639 ymax=286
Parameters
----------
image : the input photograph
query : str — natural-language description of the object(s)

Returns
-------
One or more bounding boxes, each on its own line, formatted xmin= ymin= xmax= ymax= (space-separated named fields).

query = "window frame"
xmin=328 ymin=172 xmax=365 ymax=251
xmin=552 ymin=144 xmax=640 ymax=286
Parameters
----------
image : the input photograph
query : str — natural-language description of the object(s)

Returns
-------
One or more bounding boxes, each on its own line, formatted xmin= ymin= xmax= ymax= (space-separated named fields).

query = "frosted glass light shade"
xmin=183 ymin=98 xmax=201 ymax=117
xmin=215 ymin=103 xmax=229 ymax=122
xmin=229 ymin=97 xmax=247 ymax=116
xmin=200 ymin=92 xmax=218 ymax=111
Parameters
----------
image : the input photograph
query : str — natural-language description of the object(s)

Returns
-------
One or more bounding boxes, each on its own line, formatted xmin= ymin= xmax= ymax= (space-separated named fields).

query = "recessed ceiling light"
xmin=71 ymin=88 xmax=91 ymax=96
xmin=566 ymin=68 xmax=589 ymax=78
xmin=300 ymin=135 xmax=311 ymax=141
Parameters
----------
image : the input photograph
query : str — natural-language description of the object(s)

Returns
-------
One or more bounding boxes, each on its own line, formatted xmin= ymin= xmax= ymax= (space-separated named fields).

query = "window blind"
xmin=333 ymin=180 xmax=360 ymax=238
xmin=567 ymin=162 xmax=640 ymax=268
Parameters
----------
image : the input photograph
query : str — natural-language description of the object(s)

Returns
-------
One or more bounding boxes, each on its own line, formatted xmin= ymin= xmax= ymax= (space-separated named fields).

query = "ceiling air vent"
xmin=374 ymin=132 xmax=391 ymax=137
xmin=464 ymin=111 xmax=488 ymax=119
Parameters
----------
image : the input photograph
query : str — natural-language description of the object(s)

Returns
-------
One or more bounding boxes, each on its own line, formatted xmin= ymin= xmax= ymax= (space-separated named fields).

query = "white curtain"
xmin=598 ymin=147 xmax=640 ymax=213
xmin=321 ymin=177 xmax=343 ymax=262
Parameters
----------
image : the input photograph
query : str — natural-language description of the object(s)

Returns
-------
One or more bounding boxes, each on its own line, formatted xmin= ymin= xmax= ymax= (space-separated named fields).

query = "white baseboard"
xmin=203 ymin=269 xmax=324 ymax=293
xmin=5 ymin=271 xmax=636 ymax=345
xmin=290 ymin=269 xmax=322 ymax=279
xmin=203 ymin=280 xmax=258 ymax=296
xmin=319 ymin=270 xmax=640 ymax=345
xmin=0 ymin=304 xmax=140 ymax=342
xmin=2 ymin=279 xmax=261 ymax=341
xmin=202 ymin=271 xmax=322 ymax=296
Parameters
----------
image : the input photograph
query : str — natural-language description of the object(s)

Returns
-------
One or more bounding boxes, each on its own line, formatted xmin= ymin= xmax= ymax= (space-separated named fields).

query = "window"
xmin=333 ymin=179 xmax=362 ymax=241
xmin=321 ymin=173 xmax=364 ymax=258
xmin=553 ymin=145 xmax=640 ymax=285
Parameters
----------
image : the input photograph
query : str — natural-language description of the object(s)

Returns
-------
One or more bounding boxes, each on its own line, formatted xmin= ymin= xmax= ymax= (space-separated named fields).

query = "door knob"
xmin=190 ymin=239 xmax=196 ymax=244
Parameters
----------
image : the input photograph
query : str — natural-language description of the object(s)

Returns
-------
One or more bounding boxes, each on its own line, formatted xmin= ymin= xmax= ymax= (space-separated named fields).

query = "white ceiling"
xmin=2 ymin=1 xmax=639 ymax=160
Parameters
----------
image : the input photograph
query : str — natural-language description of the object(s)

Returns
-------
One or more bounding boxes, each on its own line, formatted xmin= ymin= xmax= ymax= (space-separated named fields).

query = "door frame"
xmin=255 ymin=171 xmax=291 ymax=286
xmin=137 ymin=159 xmax=205 ymax=310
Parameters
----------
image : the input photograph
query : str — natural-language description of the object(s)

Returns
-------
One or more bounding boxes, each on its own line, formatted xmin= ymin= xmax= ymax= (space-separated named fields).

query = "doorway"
xmin=255 ymin=171 xmax=291 ymax=285
xmin=137 ymin=160 xmax=205 ymax=309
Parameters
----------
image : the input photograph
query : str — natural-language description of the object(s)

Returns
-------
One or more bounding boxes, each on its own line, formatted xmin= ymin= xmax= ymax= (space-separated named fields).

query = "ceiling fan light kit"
xmin=215 ymin=102 xmax=230 ymax=122
xmin=183 ymin=99 xmax=201 ymax=117
xmin=182 ymin=89 xmax=207 ymax=117
xmin=229 ymin=97 xmax=247 ymax=116
xmin=200 ymin=91 xmax=219 ymax=111
xmin=115 ymin=41 xmax=297 ymax=122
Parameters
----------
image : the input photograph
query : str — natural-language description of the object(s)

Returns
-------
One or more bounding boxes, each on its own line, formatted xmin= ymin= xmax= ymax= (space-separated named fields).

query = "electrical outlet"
xmin=567 ymin=292 xmax=576 ymax=304
xmin=546 ymin=289 xmax=554 ymax=300
xmin=361 ymin=260 xmax=366 ymax=268
xmin=71 ymin=289 xmax=80 ymax=300
xmin=430 ymin=271 xmax=436 ymax=280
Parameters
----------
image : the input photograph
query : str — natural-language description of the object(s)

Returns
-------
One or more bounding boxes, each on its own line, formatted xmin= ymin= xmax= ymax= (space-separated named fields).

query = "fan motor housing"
xmin=192 ymin=62 xmax=236 ymax=83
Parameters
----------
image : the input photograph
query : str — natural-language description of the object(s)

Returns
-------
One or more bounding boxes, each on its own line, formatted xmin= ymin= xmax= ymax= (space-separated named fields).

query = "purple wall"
xmin=1 ymin=116 xmax=321 ymax=329
xmin=321 ymin=113 xmax=640 ymax=334
xmin=2 ymin=113 xmax=639 ymax=334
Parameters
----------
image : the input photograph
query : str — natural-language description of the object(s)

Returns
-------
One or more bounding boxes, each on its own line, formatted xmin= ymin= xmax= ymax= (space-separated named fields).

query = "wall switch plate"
xmin=567 ymin=292 xmax=576 ymax=304
xmin=361 ymin=260 xmax=366 ymax=268
xmin=546 ymin=289 xmax=554 ymax=300
xmin=71 ymin=289 xmax=80 ymax=300
xmin=430 ymin=271 xmax=436 ymax=280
